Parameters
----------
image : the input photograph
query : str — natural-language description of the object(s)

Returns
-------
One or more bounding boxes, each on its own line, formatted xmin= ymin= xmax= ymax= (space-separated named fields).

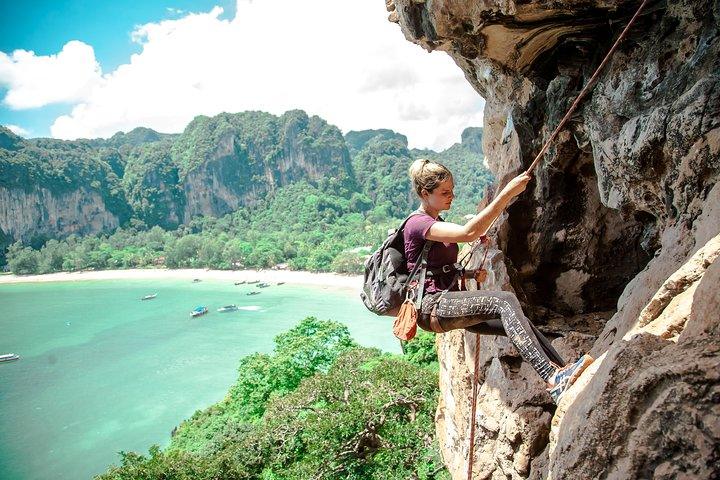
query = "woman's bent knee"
xmin=489 ymin=290 xmax=522 ymax=313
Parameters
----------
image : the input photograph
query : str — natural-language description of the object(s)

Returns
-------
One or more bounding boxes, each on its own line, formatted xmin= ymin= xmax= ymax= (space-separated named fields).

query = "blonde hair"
xmin=408 ymin=158 xmax=452 ymax=197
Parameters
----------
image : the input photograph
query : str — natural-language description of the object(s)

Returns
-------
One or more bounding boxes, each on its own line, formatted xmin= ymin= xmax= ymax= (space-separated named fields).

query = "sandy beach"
xmin=0 ymin=268 xmax=363 ymax=290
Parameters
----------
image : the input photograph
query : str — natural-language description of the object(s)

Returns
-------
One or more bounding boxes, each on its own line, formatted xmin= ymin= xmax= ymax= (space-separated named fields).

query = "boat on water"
xmin=0 ymin=353 xmax=20 ymax=363
xmin=234 ymin=281 xmax=246 ymax=285
xmin=247 ymin=280 xmax=259 ymax=284
xmin=247 ymin=291 xmax=261 ymax=296
xmin=190 ymin=306 xmax=209 ymax=317
xmin=257 ymin=282 xmax=270 ymax=288
xmin=276 ymin=282 xmax=285 ymax=285
xmin=141 ymin=294 xmax=157 ymax=300
xmin=192 ymin=279 xmax=202 ymax=283
xmin=217 ymin=304 xmax=239 ymax=312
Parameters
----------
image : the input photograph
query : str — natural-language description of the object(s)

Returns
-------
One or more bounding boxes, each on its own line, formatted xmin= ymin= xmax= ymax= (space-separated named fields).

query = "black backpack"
xmin=360 ymin=213 xmax=433 ymax=316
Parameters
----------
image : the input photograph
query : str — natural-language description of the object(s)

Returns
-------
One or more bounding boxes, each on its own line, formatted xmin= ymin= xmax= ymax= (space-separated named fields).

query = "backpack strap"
xmin=413 ymin=240 xmax=433 ymax=309
xmin=404 ymin=238 xmax=432 ymax=285
xmin=403 ymin=210 xmax=441 ymax=310
xmin=394 ymin=209 xmax=422 ymax=231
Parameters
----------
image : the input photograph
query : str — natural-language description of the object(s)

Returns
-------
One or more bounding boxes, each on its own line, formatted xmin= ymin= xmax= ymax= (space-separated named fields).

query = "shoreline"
xmin=0 ymin=268 xmax=363 ymax=290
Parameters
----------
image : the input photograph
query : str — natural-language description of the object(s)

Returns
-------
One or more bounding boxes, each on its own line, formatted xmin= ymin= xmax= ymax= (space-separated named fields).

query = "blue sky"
xmin=0 ymin=0 xmax=484 ymax=149
xmin=0 ymin=1 xmax=235 ymax=138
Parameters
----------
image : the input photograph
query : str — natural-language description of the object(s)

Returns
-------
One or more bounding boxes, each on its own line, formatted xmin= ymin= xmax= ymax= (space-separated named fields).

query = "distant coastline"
xmin=0 ymin=268 xmax=362 ymax=290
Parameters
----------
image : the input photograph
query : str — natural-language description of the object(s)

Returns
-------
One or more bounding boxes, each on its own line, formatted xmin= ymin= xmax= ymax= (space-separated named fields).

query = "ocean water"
xmin=0 ymin=279 xmax=399 ymax=480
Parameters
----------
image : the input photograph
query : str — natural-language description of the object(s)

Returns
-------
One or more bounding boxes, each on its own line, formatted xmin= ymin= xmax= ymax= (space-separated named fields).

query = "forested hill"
xmin=1 ymin=113 xmax=491 ymax=273
xmin=1 ymin=110 xmax=352 ymax=237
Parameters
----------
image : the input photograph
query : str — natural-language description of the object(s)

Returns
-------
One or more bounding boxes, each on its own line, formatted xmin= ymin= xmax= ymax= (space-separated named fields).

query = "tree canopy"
xmin=98 ymin=318 xmax=446 ymax=480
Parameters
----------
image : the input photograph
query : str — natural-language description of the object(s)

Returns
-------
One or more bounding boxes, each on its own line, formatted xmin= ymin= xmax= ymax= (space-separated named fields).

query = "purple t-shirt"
xmin=403 ymin=212 xmax=459 ymax=293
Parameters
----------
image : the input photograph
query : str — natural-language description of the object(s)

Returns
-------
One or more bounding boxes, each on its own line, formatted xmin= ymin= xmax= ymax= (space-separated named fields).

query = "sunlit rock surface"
xmin=0 ymin=187 xmax=120 ymax=243
xmin=391 ymin=0 xmax=719 ymax=478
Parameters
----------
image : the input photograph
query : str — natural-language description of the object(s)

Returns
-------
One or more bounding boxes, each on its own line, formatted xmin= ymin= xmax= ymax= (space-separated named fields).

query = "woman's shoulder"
xmin=405 ymin=211 xmax=437 ymax=236
xmin=406 ymin=211 xmax=435 ymax=224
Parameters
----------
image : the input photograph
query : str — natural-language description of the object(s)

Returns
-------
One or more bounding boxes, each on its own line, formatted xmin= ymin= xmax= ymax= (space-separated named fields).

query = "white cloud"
xmin=5 ymin=124 xmax=30 ymax=137
xmin=398 ymin=102 xmax=431 ymax=122
xmin=358 ymin=68 xmax=419 ymax=93
xmin=0 ymin=40 xmax=104 ymax=109
xmin=38 ymin=1 xmax=483 ymax=150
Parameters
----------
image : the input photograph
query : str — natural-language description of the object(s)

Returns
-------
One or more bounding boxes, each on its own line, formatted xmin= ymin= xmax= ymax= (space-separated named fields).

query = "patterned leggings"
xmin=419 ymin=290 xmax=565 ymax=382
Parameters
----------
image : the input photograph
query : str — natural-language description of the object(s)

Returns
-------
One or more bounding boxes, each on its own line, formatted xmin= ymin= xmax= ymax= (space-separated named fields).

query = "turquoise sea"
xmin=0 ymin=279 xmax=399 ymax=480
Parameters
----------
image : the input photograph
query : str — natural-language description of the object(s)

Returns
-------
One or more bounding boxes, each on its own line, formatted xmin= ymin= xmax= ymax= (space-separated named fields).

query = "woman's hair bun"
xmin=408 ymin=158 xmax=452 ymax=197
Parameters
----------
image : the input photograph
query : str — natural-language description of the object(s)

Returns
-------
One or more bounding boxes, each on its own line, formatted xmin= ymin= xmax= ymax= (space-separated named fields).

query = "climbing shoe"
xmin=547 ymin=354 xmax=594 ymax=404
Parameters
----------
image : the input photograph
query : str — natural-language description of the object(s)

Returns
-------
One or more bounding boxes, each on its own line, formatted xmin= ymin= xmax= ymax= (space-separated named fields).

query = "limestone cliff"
xmin=179 ymin=111 xmax=353 ymax=222
xmin=0 ymin=127 xmax=130 ymax=246
xmin=0 ymin=111 xmax=354 ymax=252
xmin=390 ymin=0 xmax=719 ymax=478
xmin=0 ymin=186 xmax=120 ymax=243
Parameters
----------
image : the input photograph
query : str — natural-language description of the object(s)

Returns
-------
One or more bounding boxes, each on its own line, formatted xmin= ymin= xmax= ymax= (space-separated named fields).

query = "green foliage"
xmin=0 ymin=126 xmax=23 ymax=151
xmin=403 ymin=331 xmax=439 ymax=367
xmin=347 ymin=128 xmax=493 ymax=222
xmin=98 ymin=322 xmax=449 ymax=480
xmin=7 ymin=241 xmax=41 ymax=274
xmin=0 ymin=136 xmax=132 ymax=223
xmin=39 ymin=239 xmax=68 ymax=272
xmin=99 ymin=446 xmax=222 ymax=480
xmin=344 ymin=129 xmax=408 ymax=156
xmin=350 ymin=136 xmax=415 ymax=219
xmin=171 ymin=111 xmax=276 ymax=178
xmin=248 ymin=348 xmax=447 ymax=479
xmin=106 ymin=127 xmax=173 ymax=149
xmin=271 ymin=318 xmax=356 ymax=386
xmin=170 ymin=110 xmax=351 ymax=186
xmin=122 ymin=141 xmax=184 ymax=229
xmin=460 ymin=127 xmax=483 ymax=156
xmin=168 ymin=317 xmax=356 ymax=452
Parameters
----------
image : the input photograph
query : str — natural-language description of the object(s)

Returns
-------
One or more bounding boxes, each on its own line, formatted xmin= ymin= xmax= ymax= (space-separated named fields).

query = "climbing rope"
xmin=465 ymin=1 xmax=650 ymax=477
xmin=467 ymin=332 xmax=481 ymax=480
xmin=525 ymin=0 xmax=652 ymax=175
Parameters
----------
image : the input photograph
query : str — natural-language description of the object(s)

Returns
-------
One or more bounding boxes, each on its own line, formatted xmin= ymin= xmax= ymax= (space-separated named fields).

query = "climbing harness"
xmin=465 ymin=1 xmax=650 ymax=477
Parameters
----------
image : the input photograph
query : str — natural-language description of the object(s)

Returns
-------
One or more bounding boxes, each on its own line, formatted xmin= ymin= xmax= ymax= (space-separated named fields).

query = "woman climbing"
xmin=404 ymin=158 xmax=593 ymax=403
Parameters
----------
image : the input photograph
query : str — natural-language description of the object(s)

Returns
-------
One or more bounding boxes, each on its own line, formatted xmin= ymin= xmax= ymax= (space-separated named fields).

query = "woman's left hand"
xmin=475 ymin=269 xmax=488 ymax=284
xmin=503 ymin=172 xmax=532 ymax=198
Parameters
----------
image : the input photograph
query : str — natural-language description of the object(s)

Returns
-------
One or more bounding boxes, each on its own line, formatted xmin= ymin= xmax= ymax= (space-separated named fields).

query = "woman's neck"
xmin=419 ymin=203 xmax=440 ymax=219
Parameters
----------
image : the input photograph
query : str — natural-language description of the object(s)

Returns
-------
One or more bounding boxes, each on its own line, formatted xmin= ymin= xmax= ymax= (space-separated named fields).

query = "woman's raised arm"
xmin=426 ymin=172 xmax=531 ymax=243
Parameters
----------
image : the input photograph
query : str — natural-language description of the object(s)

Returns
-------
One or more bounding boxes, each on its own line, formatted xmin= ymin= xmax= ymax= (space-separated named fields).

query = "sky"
xmin=0 ymin=0 xmax=485 ymax=150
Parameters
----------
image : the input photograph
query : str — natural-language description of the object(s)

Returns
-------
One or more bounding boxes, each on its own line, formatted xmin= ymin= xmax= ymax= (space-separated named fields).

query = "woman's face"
xmin=422 ymin=177 xmax=455 ymax=212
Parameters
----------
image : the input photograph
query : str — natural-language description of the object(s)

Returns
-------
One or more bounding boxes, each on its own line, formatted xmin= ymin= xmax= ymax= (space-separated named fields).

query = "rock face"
xmin=180 ymin=111 xmax=353 ymax=222
xmin=0 ymin=186 xmax=120 ymax=243
xmin=0 ymin=126 xmax=131 ymax=247
xmin=390 ymin=0 xmax=719 ymax=478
